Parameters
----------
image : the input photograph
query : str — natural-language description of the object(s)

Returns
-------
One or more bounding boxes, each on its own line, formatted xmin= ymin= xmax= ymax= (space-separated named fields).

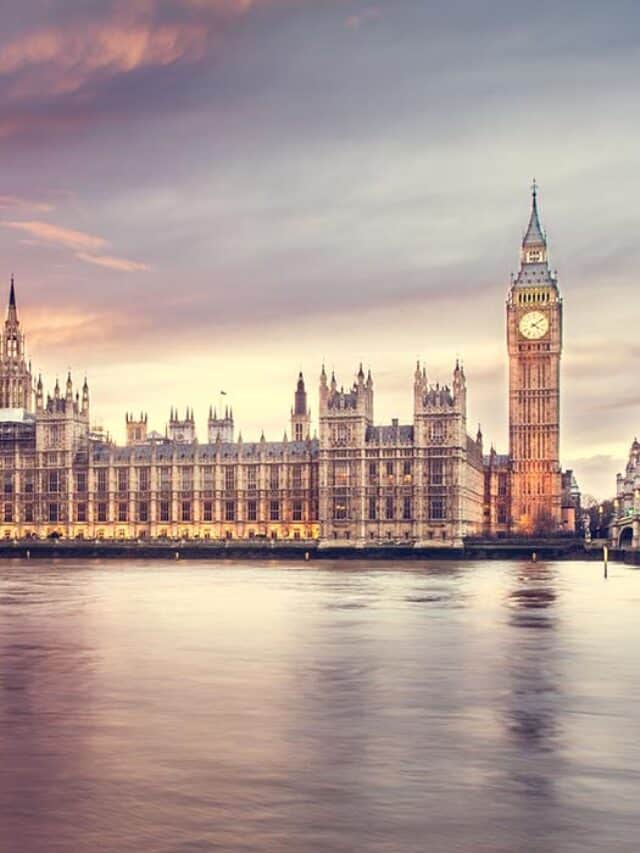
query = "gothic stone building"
xmin=610 ymin=438 xmax=640 ymax=549
xmin=0 ymin=187 xmax=577 ymax=545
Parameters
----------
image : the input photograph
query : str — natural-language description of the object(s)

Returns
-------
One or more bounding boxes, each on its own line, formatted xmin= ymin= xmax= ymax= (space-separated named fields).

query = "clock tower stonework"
xmin=507 ymin=184 xmax=563 ymax=533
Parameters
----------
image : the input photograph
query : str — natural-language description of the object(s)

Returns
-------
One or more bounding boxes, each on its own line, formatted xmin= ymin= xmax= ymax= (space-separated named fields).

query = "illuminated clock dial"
xmin=519 ymin=310 xmax=549 ymax=340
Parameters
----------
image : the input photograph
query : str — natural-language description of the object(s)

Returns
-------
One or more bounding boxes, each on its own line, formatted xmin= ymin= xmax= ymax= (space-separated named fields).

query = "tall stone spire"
xmin=522 ymin=179 xmax=546 ymax=248
xmin=8 ymin=274 xmax=16 ymax=314
xmin=291 ymin=371 xmax=311 ymax=441
xmin=515 ymin=180 xmax=555 ymax=284
xmin=0 ymin=275 xmax=33 ymax=409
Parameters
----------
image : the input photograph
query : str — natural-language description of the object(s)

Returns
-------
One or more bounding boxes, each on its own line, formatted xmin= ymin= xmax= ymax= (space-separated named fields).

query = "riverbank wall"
xmin=0 ymin=538 xmax=600 ymax=561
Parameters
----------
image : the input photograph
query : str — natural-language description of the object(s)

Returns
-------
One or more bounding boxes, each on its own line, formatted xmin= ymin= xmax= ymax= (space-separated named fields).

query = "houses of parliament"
xmin=0 ymin=187 xmax=579 ymax=545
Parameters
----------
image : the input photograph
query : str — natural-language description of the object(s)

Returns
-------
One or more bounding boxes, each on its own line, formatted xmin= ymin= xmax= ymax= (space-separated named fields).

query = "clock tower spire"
xmin=507 ymin=183 xmax=563 ymax=534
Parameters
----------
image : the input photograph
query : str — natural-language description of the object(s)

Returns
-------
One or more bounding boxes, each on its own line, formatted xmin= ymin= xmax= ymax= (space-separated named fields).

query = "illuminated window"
xmin=333 ymin=498 xmax=348 ymax=520
xmin=334 ymin=463 xmax=348 ymax=487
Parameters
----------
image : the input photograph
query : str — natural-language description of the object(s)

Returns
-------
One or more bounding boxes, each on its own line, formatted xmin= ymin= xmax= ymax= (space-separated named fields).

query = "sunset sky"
xmin=1 ymin=0 xmax=639 ymax=499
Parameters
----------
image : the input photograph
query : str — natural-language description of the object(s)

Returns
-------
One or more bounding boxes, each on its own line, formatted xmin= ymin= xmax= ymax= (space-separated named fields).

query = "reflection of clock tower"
xmin=507 ymin=182 xmax=562 ymax=533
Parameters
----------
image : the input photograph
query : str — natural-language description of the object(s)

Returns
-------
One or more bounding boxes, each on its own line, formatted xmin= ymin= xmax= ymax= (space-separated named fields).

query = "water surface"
xmin=1 ymin=559 xmax=639 ymax=852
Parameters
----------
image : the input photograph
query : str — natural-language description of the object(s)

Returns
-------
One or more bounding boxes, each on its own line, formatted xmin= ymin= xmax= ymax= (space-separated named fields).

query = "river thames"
xmin=1 ymin=559 xmax=639 ymax=852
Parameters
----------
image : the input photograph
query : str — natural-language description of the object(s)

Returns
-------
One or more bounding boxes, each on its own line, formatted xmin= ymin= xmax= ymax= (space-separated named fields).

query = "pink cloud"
xmin=2 ymin=219 xmax=149 ymax=273
xmin=3 ymin=220 xmax=107 ymax=252
xmin=0 ymin=23 xmax=210 ymax=101
xmin=76 ymin=253 xmax=150 ymax=272
xmin=0 ymin=195 xmax=52 ymax=213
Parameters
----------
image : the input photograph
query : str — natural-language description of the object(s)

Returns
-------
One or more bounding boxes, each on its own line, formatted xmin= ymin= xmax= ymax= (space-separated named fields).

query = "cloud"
xmin=2 ymin=219 xmax=148 ymax=272
xmin=0 ymin=22 xmax=210 ymax=101
xmin=76 ymin=253 xmax=150 ymax=272
xmin=3 ymin=220 xmax=106 ymax=252
xmin=0 ymin=0 xmax=309 ymax=111
xmin=0 ymin=195 xmax=52 ymax=213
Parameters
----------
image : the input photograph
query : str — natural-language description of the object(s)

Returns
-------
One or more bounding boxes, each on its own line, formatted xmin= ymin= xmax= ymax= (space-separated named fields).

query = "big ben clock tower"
xmin=507 ymin=182 xmax=563 ymax=533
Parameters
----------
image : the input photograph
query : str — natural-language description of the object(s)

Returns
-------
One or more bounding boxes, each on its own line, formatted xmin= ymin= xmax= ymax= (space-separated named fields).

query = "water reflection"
xmin=0 ymin=560 xmax=639 ymax=852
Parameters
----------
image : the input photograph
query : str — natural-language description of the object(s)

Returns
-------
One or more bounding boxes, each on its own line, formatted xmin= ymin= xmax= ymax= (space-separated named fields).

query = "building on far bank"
xmin=0 ymin=186 xmax=579 ymax=545
xmin=609 ymin=438 xmax=640 ymax=548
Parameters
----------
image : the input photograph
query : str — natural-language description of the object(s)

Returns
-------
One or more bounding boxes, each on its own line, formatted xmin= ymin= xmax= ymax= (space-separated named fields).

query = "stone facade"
xmin=504 ymin=181 xmax=564 ymax=534
xmin=610 ymin=439 xmax=640 ymax=549
xmin=318 ymin=362 xmax=484 ymax=547
xmin=0 ymin=186 xmax=577 ymax=545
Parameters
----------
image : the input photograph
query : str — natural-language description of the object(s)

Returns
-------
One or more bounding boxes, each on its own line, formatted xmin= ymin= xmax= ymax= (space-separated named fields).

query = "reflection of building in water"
xmin=504 ymin=563 xmax=559 ymax=757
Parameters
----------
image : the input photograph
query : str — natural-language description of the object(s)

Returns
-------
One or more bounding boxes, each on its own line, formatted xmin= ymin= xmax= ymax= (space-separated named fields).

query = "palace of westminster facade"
xmin=0 ymin=188 xmax=579 ymax=545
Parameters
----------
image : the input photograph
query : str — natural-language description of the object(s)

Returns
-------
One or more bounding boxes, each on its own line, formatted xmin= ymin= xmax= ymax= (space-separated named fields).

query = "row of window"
xmin=332 ymin=459 xmax=447 ymax=486
xmin=2 ymin=500 xmax=310 ymax=524
xmin=0 ymin=466 xmax=310 ymax=494
xmin=332 ymin=497 xmax=446 ymax=521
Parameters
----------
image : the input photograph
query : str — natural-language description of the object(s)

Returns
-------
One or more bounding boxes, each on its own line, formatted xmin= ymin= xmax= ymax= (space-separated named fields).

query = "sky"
xmin=0 ymin=0 xmax=639 ymax=500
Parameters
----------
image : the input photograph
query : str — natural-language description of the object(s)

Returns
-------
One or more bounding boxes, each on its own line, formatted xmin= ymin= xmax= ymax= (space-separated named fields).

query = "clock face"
xmin=519 ymin=310 xmax=549 ymax=340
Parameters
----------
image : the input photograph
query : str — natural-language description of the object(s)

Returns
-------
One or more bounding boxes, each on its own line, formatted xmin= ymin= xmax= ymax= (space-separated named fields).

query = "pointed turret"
xmin=7 ymin=275 xmax=17 ymax=320
xmin=291 ymin=370 xmax=311 ymax=441
xmin=35 ymin=373 xmax=43 ymax=412
xmin=81 ymin=377 xmax=89 ymax=416
xmin=512 ymin=181 xmax=558 ymax=288
xmin=65 ymin=371 xmax=73 ymax=402
xmin=522 ymin=179 xmax=545 ymax=248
